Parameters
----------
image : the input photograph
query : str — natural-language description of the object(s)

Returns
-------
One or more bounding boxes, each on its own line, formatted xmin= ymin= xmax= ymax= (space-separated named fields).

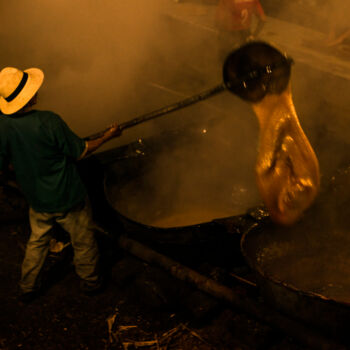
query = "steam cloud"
xmin=1 ymin=1 xmax=349 ymax=225
xmin=0 ymin=0 xmax=167 ymax=143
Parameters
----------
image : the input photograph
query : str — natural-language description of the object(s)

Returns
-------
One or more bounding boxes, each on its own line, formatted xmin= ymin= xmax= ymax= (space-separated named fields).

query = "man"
xmin=216 ymin=0 xmax=266 ymax=57
xmin=0 ymin=67 xmax=121 ymax=302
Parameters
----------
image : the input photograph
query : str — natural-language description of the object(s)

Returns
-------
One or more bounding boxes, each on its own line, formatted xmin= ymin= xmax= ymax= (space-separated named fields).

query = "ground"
xmin=0 ymin=185 xmax=308 ymax=350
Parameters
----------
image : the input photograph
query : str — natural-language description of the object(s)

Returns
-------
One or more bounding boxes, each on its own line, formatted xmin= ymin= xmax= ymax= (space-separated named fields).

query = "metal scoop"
xmin=228 ymin=42 xmax=320 ymax=225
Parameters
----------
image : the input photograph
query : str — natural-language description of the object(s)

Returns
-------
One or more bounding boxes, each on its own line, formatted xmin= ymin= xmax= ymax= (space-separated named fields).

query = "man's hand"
xmin=83 ymin=122 xmax=122 ymax=158
xmin=103 ymin=123 xmax=122 ymax=140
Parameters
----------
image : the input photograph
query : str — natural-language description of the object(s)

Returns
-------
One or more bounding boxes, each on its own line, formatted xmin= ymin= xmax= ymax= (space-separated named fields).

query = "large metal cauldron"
xmin=102 ymin=124 xmax=261 ymax=231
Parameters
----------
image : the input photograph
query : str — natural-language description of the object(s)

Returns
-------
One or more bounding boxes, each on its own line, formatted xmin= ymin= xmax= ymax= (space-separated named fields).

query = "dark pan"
xmin=240 ymin=165 xmax=350 ymax=341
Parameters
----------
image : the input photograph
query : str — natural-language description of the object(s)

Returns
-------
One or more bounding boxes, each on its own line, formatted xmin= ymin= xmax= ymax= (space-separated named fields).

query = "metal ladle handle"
xmin=85 ymin=41 xmax=292 ymax=141
xmin=84 ymin=83 xmax=226 ymax=141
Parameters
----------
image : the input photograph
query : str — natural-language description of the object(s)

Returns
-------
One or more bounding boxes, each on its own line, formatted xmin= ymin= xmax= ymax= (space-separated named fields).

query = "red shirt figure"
xmin=217 ymin=0 xmax=266 ymax=33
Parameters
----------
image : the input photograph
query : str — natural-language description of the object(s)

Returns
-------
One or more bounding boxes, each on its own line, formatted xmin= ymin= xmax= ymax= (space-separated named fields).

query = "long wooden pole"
xmin=85 ymin=84 xmax=226 ymax=141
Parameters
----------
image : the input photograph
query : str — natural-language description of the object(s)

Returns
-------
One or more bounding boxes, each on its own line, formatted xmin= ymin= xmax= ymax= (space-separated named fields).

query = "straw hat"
xmin=0 ymin=67 xmax=44 ymax=115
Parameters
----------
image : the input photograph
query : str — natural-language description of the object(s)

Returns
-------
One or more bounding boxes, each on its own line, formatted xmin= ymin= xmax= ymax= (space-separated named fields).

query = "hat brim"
xmin=0 ymin=68 xmax=44 ymax=115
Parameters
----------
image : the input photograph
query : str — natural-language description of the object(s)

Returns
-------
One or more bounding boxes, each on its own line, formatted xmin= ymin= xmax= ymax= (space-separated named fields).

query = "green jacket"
xmin=0 ymin=110 xmax=87 ymax=212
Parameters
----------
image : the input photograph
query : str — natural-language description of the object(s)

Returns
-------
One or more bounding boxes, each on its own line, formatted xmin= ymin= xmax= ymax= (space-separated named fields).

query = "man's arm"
xmin=51 ymin=114 xmax=122 ymax=161
xmin=252 ymin=1 xmax=266 ymax=37
xmin=81 ymin=123 xmax=121 ymax=159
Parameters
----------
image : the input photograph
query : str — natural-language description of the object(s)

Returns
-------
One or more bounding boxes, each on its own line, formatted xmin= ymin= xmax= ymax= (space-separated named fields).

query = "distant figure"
xmin=216 ymin=0 xmax=266 ymax=58
xmin=0 ymin=67 xmax=121 ymax=302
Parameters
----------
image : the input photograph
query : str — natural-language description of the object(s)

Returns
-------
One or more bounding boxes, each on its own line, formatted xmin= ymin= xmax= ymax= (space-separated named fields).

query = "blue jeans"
xmin=20 ymin=199 xmax=99 ymax=293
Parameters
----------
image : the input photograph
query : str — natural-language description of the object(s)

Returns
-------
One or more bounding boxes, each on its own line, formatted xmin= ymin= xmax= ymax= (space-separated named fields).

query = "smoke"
xmin=0 ymin=0 xmax=167 ymax=141
xmin=263 ymin=0 xmax=350 ymax=34
xmin=2 ymin=1 xmax=349 ymax=226
xmin=261 ymin=0 xmax=350 ymax=178
xmin=108 ymin=94 xmax=261 ymax=226
xmin=0 ymin=0 xmax=263 ymax=225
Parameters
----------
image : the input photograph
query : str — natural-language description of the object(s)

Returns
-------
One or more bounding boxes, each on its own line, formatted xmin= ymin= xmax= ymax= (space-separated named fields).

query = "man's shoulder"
xmin=32 ymin=110 xmax=64 ymax=127
xmin=33 ymin=109 xmax=60 ymax=119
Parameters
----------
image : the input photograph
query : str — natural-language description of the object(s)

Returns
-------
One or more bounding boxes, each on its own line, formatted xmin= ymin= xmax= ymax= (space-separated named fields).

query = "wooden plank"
xmin=162 ymin=2 xmax=350 ymax=80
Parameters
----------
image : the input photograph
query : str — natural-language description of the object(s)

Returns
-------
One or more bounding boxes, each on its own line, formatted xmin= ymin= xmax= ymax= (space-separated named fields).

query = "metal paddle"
xmin=85 ymin=41 xmax=292 ymax=141
xmin=84 ymin=83 xmax=226 ymax=140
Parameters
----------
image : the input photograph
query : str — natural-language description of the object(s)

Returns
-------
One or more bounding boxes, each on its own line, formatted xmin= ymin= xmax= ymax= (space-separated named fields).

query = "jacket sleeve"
xmin=50 ymin=114 xmax=87 ymax=160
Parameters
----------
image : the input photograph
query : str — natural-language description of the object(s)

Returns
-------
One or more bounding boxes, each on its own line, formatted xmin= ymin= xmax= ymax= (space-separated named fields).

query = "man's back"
xmin=0 ymin=110 xmax=86 ymax=212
